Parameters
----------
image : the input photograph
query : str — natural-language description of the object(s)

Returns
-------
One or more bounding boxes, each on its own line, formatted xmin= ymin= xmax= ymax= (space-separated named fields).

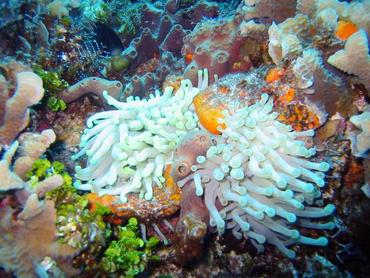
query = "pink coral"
xmin=0 ymin=197 xmax=78 ymax=278
xmin=0 ymin=71 xmax=44 ymax=145
xmin=0 ymin=129 xmax=78 ymax=277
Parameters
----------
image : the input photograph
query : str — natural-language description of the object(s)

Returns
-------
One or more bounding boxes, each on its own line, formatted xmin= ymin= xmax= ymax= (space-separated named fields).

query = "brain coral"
xmin=74 ymin=70 xmax=335 ymax=258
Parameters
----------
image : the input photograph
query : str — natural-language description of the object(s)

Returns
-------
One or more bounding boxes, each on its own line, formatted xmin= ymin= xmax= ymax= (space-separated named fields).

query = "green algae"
xmin=100 ymin=218 xmax=160 ymax=277
xmin=26 ymin=159 xmax=71 ymax=188
xmin=27 ymin=159 xmax=111 ymax=250
xmin=33 ymin=66 xmax=68 ymax=112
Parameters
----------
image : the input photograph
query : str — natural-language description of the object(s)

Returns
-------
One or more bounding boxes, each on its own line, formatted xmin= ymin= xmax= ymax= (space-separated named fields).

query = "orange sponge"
xmin=265 ymin=67 xmax=283 ymax=83
xmin=193 ymin=93 xmax=226 ymax=135
xmin=335 ymin=21 xmax=358 ymax=41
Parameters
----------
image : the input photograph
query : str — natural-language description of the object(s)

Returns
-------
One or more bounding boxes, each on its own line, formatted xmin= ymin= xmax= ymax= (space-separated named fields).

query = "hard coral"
xmin=13 ymin=129 xmax=56 ymax=180
xmin=74 ymin=65 xmax=337 ymax=260
xmin=0 ymin=129 xmax=57 ymax=192
xmin=0 ymin=198 xmax=77 ymax=278
xmin=298 ymin=0 xmax=370 ymax=35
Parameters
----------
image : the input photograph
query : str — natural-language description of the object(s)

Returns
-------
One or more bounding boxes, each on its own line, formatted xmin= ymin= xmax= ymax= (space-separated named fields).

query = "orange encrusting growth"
xmin=218 ymin=85 xmax=231 ymax=95
xmin=185 ymin=53 xmax=193 ymax=64
xmin=193 ymin=92 xmax=226 ymax=135
xmin=162 ymin=75 xmax=183 ymax=92
xmin=87 ymin=165 xmax=181 ymax=223
xmin=335 ymin=21 xmax=358 ymax=41
xmin=278 ymin=88 xmax=295 ymax=104
xmin=265 ymin=67 xmax=283 ymax=83
xmin=277 ymin=104 xmax=321 ymax=131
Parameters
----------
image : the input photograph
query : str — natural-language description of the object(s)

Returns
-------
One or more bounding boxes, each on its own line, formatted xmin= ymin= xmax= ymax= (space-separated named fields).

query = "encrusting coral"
xmin=74 ymin=69 xmax=335 ymax=258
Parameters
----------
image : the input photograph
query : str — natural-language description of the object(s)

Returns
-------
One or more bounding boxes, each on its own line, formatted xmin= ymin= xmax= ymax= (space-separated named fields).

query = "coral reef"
xmin=74 ymin=66 xmax=336 ymax=260
xmin=182 ymin=11 xmax=265 ymax=83
xmin=1 ymin=0 xmax=370 ymax=277
xmin=297 ymin=0 xmax=370 ymax=35
xmin=174 ymin=92 xmax=335 ymax=258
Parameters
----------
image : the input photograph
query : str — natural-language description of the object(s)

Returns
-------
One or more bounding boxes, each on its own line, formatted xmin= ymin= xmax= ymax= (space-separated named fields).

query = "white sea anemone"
xmin=175 ymin=93 xmax=335 ymax=258
xmin=73 ymin=70 xmax=209 ymax=202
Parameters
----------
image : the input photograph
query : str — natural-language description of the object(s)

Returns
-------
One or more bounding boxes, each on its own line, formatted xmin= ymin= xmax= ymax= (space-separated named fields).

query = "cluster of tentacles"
xmin=74 ymin=70 xmax=335 ymax=259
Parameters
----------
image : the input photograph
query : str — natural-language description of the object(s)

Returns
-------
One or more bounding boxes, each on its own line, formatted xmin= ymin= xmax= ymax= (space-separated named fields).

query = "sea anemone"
xmin=73 ymin=70 xmax=209 ymax=202
xmin=173 ymin=93 xmax=335 ymax=258
xmin=74 ymin=68 xmax=335 ymax=258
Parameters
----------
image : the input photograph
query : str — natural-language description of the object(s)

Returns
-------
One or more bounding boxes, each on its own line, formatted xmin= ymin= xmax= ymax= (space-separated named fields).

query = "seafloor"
xmin=0 ymin=0 xmax=369 ymax=277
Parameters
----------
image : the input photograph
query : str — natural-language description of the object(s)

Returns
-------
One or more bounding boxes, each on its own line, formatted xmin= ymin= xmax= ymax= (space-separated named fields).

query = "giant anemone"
xmin=73 ymin=70 xmax=335 ymax=258
xmin=172 ymin=92 xmax=335 ymax=258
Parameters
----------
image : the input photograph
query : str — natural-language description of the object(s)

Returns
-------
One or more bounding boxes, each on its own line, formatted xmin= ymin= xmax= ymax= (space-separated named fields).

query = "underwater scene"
xmin=0 ymin=0 xmax=369 ymax=277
